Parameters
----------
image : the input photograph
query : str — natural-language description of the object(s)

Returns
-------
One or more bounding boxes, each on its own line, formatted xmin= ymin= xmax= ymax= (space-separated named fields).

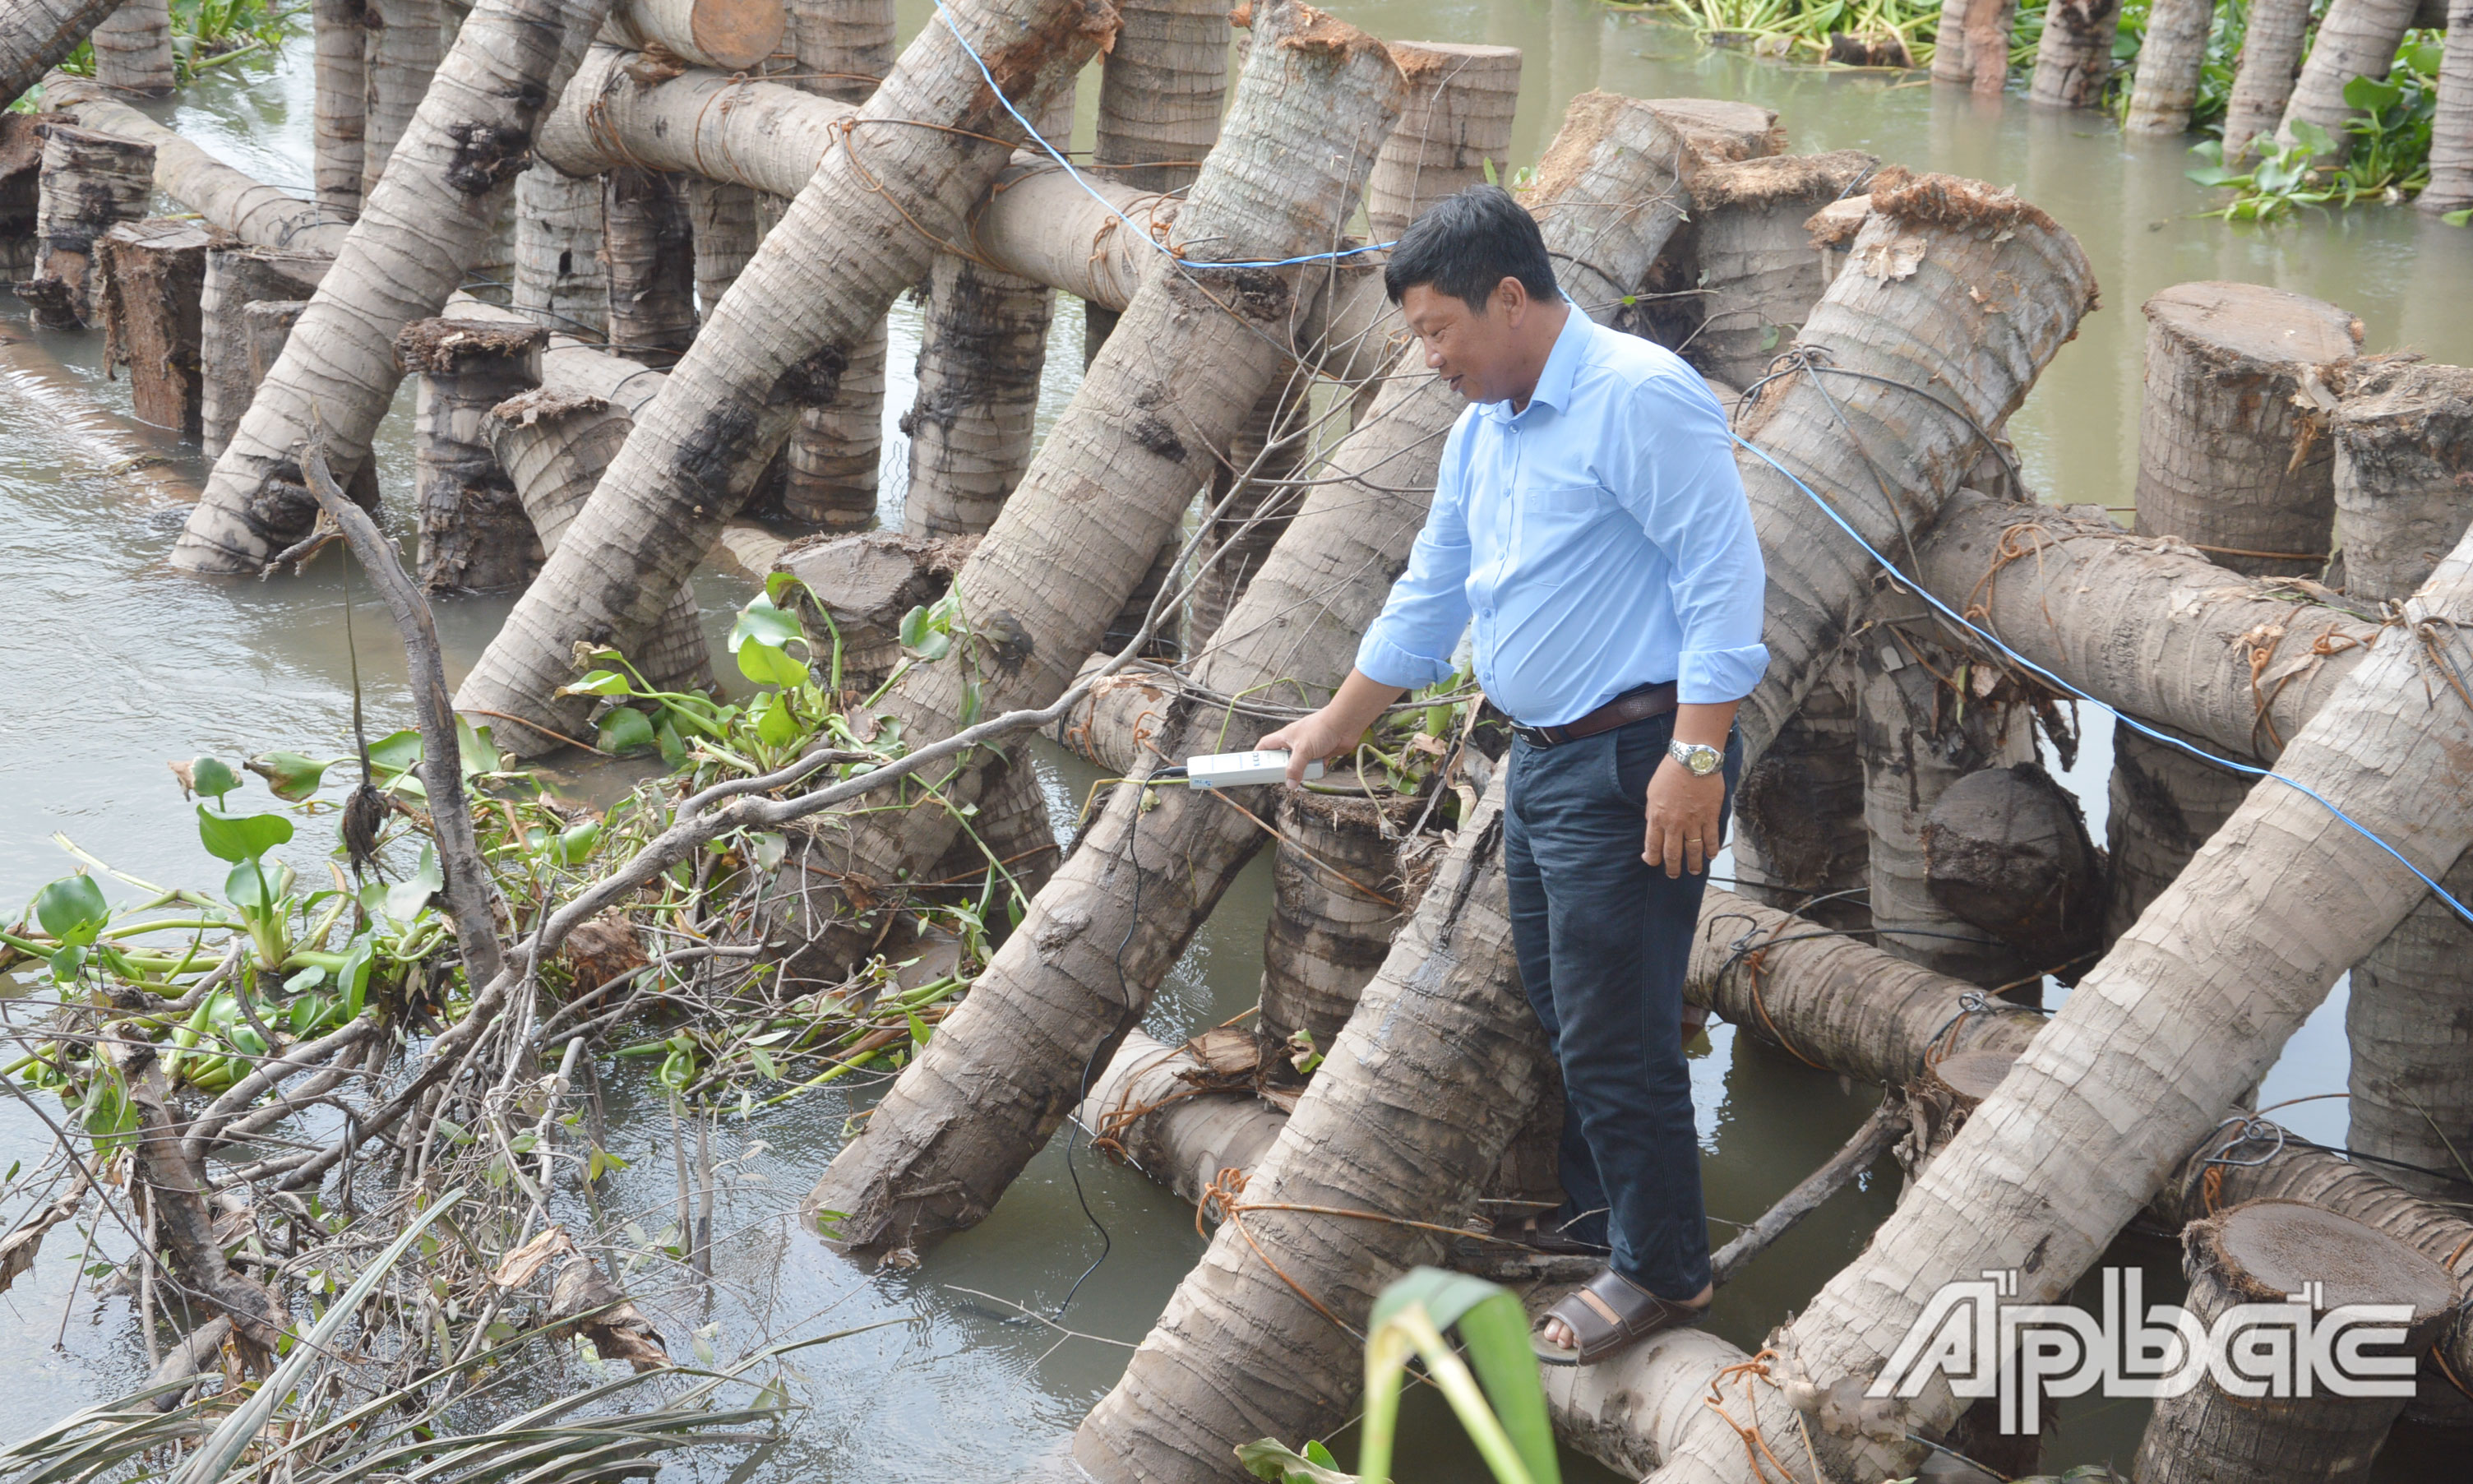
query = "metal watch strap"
xmin=1667 ymin=738 xmax=1722 ymax=776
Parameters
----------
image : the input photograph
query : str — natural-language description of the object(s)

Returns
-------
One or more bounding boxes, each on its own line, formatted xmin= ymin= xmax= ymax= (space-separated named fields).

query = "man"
xmin=1257 ymin=186 xmax=1767 ymax=1366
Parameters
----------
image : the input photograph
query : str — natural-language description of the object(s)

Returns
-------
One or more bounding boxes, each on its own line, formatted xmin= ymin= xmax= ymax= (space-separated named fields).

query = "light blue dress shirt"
xmin=1354 ymin=305 xmax=1771 ymax=728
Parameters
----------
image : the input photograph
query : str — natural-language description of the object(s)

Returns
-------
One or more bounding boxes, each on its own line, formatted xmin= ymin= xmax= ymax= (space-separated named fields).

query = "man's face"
xmin=1401 ymin=280 xmax=1525 ymax=404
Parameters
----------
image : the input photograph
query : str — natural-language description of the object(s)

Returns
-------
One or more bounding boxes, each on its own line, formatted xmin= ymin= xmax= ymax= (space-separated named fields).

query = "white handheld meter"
xmin=1182 ymin=750 xmax=1324 ymax=789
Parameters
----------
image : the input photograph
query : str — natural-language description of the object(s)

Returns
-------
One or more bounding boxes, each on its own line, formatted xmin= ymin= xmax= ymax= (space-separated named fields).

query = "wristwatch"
xmin=1667 ymin=738 xmax=1724 ymax=777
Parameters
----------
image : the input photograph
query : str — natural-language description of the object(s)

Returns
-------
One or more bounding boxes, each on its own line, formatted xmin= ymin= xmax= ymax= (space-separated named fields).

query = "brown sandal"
xmin=1532 ymin=1269 xmax=1709 ymax=1366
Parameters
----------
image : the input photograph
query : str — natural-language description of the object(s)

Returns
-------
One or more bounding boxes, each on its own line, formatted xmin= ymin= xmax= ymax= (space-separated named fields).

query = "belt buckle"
xmin=1513 ymin=723 xmax=1557 ymax=749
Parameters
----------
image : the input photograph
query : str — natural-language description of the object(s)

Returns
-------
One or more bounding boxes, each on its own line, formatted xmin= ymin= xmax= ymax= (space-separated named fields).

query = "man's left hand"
xmin=1643 ymin=758 xmax=1726 ymax=878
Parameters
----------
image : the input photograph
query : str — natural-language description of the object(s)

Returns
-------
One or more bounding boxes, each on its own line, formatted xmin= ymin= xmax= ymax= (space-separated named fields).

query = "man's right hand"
xmin=1256 ymin=709 xmax=1357 ymax=784
xmin=1256 ymin=668 xmax=1409 ymax=783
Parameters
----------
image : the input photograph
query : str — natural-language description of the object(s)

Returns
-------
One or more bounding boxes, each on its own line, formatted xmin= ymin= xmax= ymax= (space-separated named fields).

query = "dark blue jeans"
xmin=1503 ymin=710 xmax=1740 ymax=1301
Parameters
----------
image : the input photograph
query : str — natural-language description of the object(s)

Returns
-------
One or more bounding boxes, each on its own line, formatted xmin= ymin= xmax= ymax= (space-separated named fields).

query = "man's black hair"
xmin=1381 ymin=184 xmax=1557 ymax=312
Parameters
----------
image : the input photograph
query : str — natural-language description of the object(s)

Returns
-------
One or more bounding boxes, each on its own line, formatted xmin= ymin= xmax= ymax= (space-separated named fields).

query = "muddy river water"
xmin=3 ymin=2 xmax=2471 ymax=1477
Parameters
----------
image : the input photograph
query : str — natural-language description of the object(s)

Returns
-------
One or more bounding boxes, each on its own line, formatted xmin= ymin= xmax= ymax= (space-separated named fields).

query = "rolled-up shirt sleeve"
xmin=1610 ymin=372 xmax=1769 ymax=705
xmin=1355 ymin=417 xmax=1476 ymax=691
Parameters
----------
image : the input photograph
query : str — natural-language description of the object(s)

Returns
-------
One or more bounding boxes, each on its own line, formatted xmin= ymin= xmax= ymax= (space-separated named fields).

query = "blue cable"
xmin=1731 ymin=431 xmax=2473 ymax=930
xmin=927 ymin=0 xmax=1397 ymax=270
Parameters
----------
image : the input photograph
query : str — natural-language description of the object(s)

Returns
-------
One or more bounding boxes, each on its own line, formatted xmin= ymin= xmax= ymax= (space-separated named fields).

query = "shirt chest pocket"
xmin=1514 ymin=483 xmax=1610 ymax=576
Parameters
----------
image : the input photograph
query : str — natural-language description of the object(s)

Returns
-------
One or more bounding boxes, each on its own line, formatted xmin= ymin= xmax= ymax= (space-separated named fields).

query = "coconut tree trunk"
xmin=1363 ymin=40 xmax=1520 ymax=241
xmin=314 ymin=0 xmax=369 ymax=219
xmin=686 ymin=175 xmax=756 ymax=310
xmin=2223 ymin=0 xmax=2315 ymax=160
xmin=451 ymin=0 xmax=1121 ymax=738
xmin=2281 ymin=0 xmax=2423 ymax=159
xmin=488 ymin=386 xmax=712 ymax=696
xmin=1913 ymin=490 xmax=2384 ymax=762
xmin=1964 ymin=0 xmax=2018 ymax=96
xmin=1681 ymin=149 xmax=1877 ymax=391
xmin=1081 ymin=0 xmax=1226 ymax=359
xmin=2133 ymin=1203 xmax=2453 ymax=1482
xmin=779 ymin=0 xmax=894 ymax=531
xmin=799 ymin=91 xmax=1763 ymax=1259
xmin=363 ymin=0 xmax=443 ymax=199
xmin=1 ymin=0 xmax=130 ymax=104
xmin=1071 ymin=173 xmax=2095 ymax=1482
xmin=2030 ymin=0 xmax=2119 ymax=109
xmin=1930 ymin=0 xmax=1976 ymax=85
xmin=1258 ymin=787 xmax=1417 ymax=1073
xmin=1703 ymin=522 xmax=2473 ymax=1484
xmin=899 ymin=86 xmax=1070 ymax=539
xmin=2424 ymin=0 xmax=2473 ymax=213
xmin=2336 ymin=363 xmax=2473 ymax=1200
xmin=90 ymin=0 xmax=173 ymax=95
xmin=169 ymin=0 xmax=612 ymax=575
xmin=1732 ymin=672 xmax=1870 ymax=933
xmin=1181 ymin=376 xmax=1311 ymax=648
xmin=600 ymin=165 xmax=696 ymax=362
xmin=2124 ymin=0 xmax=2216 ymax=134
xmin=1854 ymin=626 xmax=2041 ymax=989
xmin=510 ymin=159 xmax=604 ymax=335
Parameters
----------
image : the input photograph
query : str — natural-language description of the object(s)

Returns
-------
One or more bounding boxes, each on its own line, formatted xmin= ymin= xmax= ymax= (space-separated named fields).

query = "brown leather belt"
xmin=1509 ymin=682 xmax=1680 ymax=749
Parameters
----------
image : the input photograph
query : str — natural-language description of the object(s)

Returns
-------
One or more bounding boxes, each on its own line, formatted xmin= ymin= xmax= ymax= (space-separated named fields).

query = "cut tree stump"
xmin=2133 ymin=281 xmax=2359 ymax=580
xmin=1854 ymin=614 xmax=2041 ymax=991
xmin=1258 ymin=786 xmax=1416 ymax=1079
xmin=95 ymin=217 xmax=217 ymax=436
xmin=201 ymin=246 xmax=330 ymax=457
xmin=770 ymin=529 xmax=971 ymax=695
xmin=603 ymin=0 xmax=784 ymax=71
xmin=1731 ymin=669 xmax=1870 ymax=933
xmin=397 ymin=317 xmax=547 ymax=593
xmin=2133 ymin=1200 xmax=2454 ymax=1484
xmin=2336 ymin=359 xmax=2473 ymax=1203
xmin=1681 ymin=149 xmax=1876 ymax=390
xmin=1364 ymin=40 xmax=1520 ymax=242
xmin=1923 ymin=760 xmax=2105 ymax=980
xmin=17 ymin=122 xmax=154 ymax=329
xmin=2107 ymin=282 xmax=2356 ymax=946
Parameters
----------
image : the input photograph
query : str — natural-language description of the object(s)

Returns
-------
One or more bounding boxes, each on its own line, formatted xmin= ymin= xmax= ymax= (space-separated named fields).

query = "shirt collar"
xmin=1484 ymin=297 xmax=1591 ymax=425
